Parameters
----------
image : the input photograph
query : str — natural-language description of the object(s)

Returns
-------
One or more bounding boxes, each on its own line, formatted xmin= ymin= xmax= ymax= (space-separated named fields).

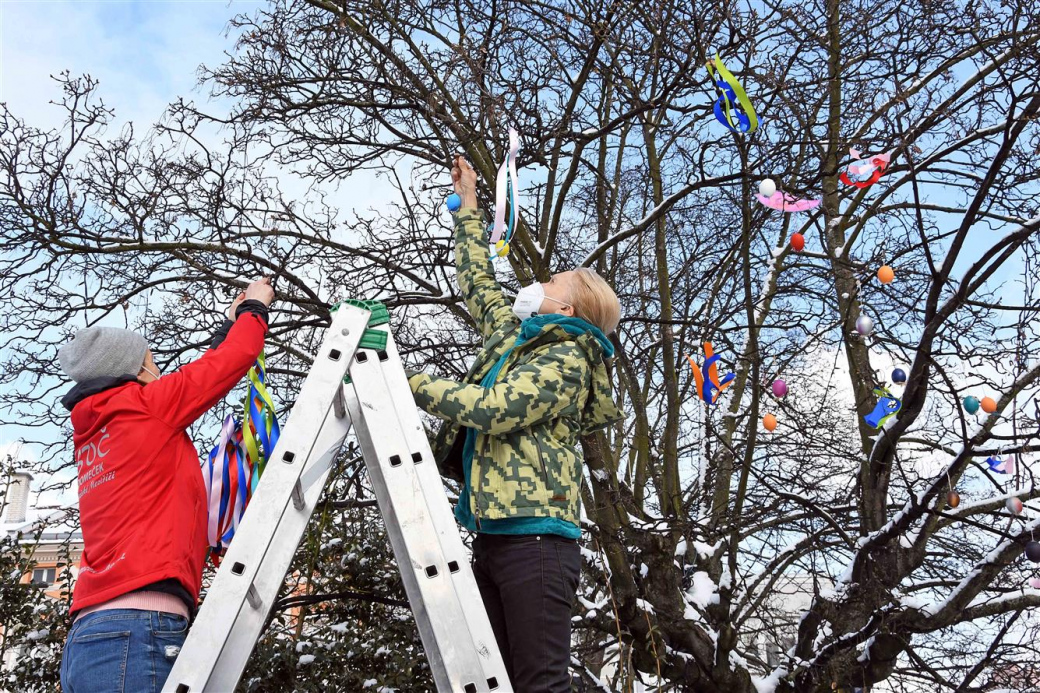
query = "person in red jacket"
xmin=57 ymin=277 xmax=274 ymax=693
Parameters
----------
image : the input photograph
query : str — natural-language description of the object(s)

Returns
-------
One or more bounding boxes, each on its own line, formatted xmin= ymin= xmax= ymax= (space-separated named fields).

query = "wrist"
xmin=235 ymin=299 xmax=270 ymax=323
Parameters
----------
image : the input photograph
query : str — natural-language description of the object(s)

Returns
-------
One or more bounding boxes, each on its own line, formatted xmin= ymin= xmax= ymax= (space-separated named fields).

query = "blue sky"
xmin=0 ymin=0 xmax=391 ymax=498
xmin=0 ymin=0 xmax=261 ymax=128
xmin=0 ymin=0 xmax=262 ymax=479
xmin=1 ymin=1 xmax=1035 ymax=507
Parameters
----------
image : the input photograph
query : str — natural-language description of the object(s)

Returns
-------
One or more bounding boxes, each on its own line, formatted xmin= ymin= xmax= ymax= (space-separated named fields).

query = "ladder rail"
xmin=369 ymin=324 xmax=508 ymax=678
xmin=343 ymin=345 xmax=504 ymax=691
xmin=163 ymin=305 xmax=370 ymax=693
xmin=163 ymin=304 xmax=512 ymax=693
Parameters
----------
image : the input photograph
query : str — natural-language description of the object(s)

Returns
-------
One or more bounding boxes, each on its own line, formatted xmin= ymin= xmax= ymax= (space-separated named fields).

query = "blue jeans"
xmin=60 ymin=609 xmax=189 ymax=693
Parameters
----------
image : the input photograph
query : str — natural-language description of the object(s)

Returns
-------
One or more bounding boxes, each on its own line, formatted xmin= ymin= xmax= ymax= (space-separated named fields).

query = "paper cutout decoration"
xmin=706 ymin=54 xmax=759 ymax=133
xmin=756 ymin=191 xmax=821 ymax=213
xmin=864 ymin=386 xmax=901 ymax=428
xmin=840 ymin=149 xmax=892 ymax=188
xmin=686 ymin=342 xmax=735 ymax=405
xmin=986 ymin=455 xmax=1014 ymax=474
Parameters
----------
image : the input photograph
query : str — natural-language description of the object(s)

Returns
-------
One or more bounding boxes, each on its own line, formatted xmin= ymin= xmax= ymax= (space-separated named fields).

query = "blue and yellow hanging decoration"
xmin=706 ymin=54 xmax=759 ymax=134
xmin=204 ymin=351 xmax=281 ymax=559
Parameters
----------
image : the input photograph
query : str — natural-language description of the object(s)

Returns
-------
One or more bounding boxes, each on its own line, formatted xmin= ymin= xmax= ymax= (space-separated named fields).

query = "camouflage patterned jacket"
xmin=408 ymin=207 xmax=623 ymax=527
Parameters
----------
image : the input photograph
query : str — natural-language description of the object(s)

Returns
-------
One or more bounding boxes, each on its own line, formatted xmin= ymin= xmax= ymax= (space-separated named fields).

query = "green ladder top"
xmin=333 ymin=299 xmax=390 ymax=383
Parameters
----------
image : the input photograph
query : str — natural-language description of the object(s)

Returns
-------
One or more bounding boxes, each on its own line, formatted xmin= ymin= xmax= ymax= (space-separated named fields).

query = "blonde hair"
xmin=569 ymin=267 xmax=621 ymax=335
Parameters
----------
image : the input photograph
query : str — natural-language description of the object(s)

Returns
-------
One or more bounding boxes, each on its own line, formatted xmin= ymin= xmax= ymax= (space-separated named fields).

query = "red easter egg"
xmin=791 ymin=233 xmax=805 ymax=252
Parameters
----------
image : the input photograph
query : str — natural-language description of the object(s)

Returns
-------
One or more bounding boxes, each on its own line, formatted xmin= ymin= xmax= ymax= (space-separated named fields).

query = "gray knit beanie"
xmin=58 ymin=327 xmax=149 ymax=383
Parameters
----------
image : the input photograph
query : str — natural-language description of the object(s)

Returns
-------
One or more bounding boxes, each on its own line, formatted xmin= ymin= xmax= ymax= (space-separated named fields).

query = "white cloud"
xmin=0 ymin=0 xmax=261 ymax=129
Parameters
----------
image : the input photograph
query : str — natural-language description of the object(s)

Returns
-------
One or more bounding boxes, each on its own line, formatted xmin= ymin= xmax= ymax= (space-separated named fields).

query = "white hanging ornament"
xmin=856 ymin=315 xmax=874 ymax=336
xmin=759 ymin=178 xmax=777 ymax=197
xmin=1006 ymin=496 xmax=1024 ymax=515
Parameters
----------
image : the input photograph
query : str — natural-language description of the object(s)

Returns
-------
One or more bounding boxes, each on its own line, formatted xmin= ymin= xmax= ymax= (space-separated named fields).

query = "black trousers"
xmin=472 ymin=533 xmax=582 ymax=692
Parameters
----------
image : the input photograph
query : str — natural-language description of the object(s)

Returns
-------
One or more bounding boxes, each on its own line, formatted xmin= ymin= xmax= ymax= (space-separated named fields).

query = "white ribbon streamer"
xmin=490 ymin=128 xmax=520 ymax=245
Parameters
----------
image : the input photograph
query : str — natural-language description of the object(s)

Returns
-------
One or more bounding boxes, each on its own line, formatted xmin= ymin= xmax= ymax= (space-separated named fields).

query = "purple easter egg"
xmin=772 ymin=380 xmax=788 ymax=398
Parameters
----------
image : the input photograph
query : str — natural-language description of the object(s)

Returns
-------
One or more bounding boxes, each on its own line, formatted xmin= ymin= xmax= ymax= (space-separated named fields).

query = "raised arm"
xmin=408 ymin=342 xmax=590 ymax=435
xmin=142 ymin=279 xmax=274 ymax=430
xmin=451 ymin=156 xmax=518 ymax=340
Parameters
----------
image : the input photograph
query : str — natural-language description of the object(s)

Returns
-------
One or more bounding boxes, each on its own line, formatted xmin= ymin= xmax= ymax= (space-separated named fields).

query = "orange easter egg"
xmin=981 ymin=396 xmax=997 ymax=414
xmin=877 ymin=265 xmax=894 ymax=284
xmin=763 ymin=413 xmax=777 ymax=432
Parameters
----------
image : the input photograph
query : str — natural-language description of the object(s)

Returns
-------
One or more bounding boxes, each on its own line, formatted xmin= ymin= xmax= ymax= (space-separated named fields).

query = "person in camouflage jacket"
xmin=408 ymin=156 xmax=623 ymax=692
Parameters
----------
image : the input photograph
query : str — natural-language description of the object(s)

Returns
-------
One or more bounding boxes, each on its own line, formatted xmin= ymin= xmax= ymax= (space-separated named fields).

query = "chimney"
xmin=3 ymin=471 xmax=33 ymax=524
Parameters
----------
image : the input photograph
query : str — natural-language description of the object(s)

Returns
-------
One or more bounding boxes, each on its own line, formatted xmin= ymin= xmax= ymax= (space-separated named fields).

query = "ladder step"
xmin=245 ymin=583 xmax=261 ymax=610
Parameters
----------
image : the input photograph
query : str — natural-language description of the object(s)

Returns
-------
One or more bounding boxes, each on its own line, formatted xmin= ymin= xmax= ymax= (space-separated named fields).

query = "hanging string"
xmin=1015 ymin=257 xmax=1025 ymax=490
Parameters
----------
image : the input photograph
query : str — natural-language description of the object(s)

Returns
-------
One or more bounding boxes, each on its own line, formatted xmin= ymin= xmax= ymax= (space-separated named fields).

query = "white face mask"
xmin=511 ymin=283 xmax=572 ymax=320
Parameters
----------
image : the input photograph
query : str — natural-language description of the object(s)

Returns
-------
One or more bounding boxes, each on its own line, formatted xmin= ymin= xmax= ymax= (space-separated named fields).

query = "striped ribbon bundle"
xmin=204 ymin=351 xmax=281 ymax=555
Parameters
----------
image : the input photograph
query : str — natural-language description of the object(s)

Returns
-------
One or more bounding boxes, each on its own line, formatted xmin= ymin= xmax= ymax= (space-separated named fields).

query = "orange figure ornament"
xmin=686 ymin=342 xmax=735 ymax=405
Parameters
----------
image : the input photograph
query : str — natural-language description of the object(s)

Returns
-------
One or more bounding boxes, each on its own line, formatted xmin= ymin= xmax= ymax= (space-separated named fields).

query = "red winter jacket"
xmin=63 ymin=310 xmax=267 ymax=615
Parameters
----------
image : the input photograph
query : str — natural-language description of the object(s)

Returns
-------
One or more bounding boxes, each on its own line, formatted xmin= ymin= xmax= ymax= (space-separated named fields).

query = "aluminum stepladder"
xmin=163 ymin=302 xmax=510 ymax=693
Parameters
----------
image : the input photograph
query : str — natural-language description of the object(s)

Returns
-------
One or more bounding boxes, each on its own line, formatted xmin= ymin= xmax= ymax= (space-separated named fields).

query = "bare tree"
xmin=2 ymin=0 xmax=1040 ymax=690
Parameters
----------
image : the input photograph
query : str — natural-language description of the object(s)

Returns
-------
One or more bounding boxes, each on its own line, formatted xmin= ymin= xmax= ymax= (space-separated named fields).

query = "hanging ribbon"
xmin=489 ymin=128 xmax=520 ymax=257
xmin=985 ymin=455 xmax=1014 ymax=475
xmin=756 ymin=191 xmax=822 ymax=213
xmin=706 ymin=54 xmax=759 ymax=134
xmin=204 ymin=351 xmax=280 ymax=557
xmin=864 ymin=386 xmax=901 ymax=429
xmin=840 ymin=149 xmax=892 ymax=188
xmin=241 ymin=351 xmax=281 ymax=491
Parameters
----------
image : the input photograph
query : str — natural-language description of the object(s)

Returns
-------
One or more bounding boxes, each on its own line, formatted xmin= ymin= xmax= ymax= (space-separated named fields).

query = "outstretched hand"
xmin=451 ymin=156 xmax=479 ymax=209
xmin=244 ymin=277 xmax=275 ymax=307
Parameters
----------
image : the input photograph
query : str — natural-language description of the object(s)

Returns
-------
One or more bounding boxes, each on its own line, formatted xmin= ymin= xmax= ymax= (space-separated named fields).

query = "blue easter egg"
xmin=892 ymin=368 xmax=906 ymax=384
xmin=446 ymin=193 xmax=462 ymax=212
